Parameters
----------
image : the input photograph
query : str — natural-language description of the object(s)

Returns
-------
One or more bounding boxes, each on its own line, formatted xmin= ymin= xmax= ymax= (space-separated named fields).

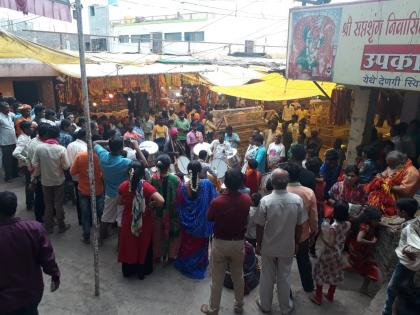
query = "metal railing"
xmin=110 ymin=12 xmax=209 ymax=26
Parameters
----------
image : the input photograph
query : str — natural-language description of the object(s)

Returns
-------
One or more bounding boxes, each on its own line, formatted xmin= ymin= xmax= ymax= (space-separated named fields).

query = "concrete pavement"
xmin=1 ymin=177 xmax=373 ymax=315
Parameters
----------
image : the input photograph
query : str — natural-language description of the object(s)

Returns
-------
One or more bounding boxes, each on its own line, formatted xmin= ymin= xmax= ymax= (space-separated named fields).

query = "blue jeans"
xmin=382 ymin=262 xmax=415 ymax=315
xmin=79 ymin=194 xmax=104 ymax=239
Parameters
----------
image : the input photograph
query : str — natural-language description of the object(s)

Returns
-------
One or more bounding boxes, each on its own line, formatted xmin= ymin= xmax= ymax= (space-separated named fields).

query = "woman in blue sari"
xmin=175 ymin=161 xmax=218 ymax=279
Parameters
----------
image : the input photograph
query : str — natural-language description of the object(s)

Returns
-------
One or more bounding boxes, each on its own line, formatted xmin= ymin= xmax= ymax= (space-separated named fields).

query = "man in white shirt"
xmin=32 ymin=125 xmax=71 ymax=234
xmin=197 ymin=150 xmax=217 ymax=179
xmin=0 ymin=101 xmax=18 ymax=181
xmin=27 ymin=123 xmax=49 ymax=222
xmin=13 ymin=121 xmax=32 ymax=167
xmin=41 ymin=109 xmax=59 ymax=126
xmin=210 ymin=132 xmax=232 ymax=162
xmin=382 ymin=199 xmax=419 ymax=315
xmin=67 ymin=129 xmax=87 ymax=164
xmin=13 ymin=121 xmax=34 ymax=210
xmin=254 ymin=169 xmax=307 ymax=314
xmin=267 ymin=134 xmax=286 ymax=170
xmin=66 ymin=129 xmax=88 ymax=225
xmin=123 ymin=139 xmax=138 ymax=161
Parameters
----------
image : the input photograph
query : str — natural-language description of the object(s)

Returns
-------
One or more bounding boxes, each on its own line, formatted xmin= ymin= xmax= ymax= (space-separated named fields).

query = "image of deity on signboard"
xmin=288 ymin=7 xmax=342 ymax=81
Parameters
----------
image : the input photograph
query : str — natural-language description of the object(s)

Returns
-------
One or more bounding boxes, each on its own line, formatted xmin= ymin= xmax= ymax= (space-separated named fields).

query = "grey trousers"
xmin=259 ymin=255 xmax=294 ymax=314
xmin=42 ymin=184 xmax=65 ymax=230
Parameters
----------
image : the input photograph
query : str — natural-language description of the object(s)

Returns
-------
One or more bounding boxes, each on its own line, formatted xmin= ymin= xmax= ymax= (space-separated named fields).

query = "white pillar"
xmin=400 ymin=92 xmax=420 ymax=123
xmin=346 ymin=86 xmax=370 ymax=164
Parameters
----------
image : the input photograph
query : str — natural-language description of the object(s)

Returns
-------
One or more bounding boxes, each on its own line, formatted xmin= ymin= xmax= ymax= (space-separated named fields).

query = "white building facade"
xmin=106 ymin=12 xmax=287 ymax=57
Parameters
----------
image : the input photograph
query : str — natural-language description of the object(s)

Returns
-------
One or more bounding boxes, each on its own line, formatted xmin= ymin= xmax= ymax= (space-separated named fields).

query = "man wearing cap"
xmin=164 ymin=127 xmax=186 ymax=164
xmin=15 ymin=104 xmax=32 ymax=137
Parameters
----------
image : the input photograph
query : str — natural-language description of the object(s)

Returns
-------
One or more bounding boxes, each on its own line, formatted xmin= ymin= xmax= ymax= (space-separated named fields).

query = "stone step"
xmin=362 ymin=283 xmax=387 ymax=315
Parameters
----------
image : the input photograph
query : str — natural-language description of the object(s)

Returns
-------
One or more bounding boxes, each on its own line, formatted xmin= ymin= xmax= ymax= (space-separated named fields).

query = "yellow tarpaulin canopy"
xmin=210 ymin=73 xmax=336 ymax=101
xmin=0 ymin=29 xmax=90 ymax=65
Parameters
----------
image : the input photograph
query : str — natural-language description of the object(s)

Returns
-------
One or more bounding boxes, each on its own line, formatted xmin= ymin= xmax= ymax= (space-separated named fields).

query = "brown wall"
xmin=39 ymin=79 xmax=56 ymax=109
xmin=0 ymin=77 xmax=56 ymax=109
xmin=0 ymin=78 xmax=14 ymax=97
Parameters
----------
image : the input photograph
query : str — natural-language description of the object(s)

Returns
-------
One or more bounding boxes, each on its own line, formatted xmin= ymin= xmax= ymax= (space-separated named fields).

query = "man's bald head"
xmin=271 ymin=168 xmax=289 ymax=190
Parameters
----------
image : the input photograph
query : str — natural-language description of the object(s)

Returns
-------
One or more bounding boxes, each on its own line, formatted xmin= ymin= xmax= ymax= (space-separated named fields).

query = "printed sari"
xmin=366 ymin=159 xmax=419 ymax=216
xmin=174 ymin=179 xmax=217 ymax=279
xmin=329 ymin=180 xmax=367 ymax=205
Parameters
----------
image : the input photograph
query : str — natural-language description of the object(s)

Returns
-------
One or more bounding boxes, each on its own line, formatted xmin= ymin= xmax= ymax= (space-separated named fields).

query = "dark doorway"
xmin=13 ymin=81 xmax=40 ymax=105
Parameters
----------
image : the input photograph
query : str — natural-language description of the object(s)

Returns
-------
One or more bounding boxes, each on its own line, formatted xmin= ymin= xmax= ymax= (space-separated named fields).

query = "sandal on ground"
xmin=310 ymin=295 xmax=322 ymax=305
xmin=234 ymin=304 xmax=243 ymax=314
xmin=200 ymin=304 xmax=218 ymax=315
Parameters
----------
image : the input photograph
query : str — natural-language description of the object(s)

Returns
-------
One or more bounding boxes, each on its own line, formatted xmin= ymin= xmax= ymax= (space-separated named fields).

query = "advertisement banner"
xmin=286 ymin=0 xmax=420 ymax=91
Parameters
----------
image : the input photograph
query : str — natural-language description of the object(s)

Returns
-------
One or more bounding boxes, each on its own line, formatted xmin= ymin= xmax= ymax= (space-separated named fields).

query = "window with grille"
xmin=118 ymin=35 xmax=129 ymax=43
xmin=164 ymin=32 xmax=182 ymax=41
xmin=132 ymin=34 xmax=151 ymax=43
xmin=184 ymin=31 xmax=204 ymax=42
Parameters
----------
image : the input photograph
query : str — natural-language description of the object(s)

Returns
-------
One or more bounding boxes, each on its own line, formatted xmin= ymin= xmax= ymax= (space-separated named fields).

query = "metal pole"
xmin=74 ymin=0 xmax=100 ymax=297
xmin=312 ymin=80 xmax=335 ymax=106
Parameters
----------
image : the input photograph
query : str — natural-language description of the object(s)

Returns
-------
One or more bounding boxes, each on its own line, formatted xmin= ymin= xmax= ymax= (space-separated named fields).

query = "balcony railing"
xmin=110 ymin=12 xmax=209 ymax=26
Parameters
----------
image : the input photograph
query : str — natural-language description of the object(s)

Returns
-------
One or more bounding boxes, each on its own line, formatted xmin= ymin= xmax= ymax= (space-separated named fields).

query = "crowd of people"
xmin=0 ymin=97 xmax=419 ymax=315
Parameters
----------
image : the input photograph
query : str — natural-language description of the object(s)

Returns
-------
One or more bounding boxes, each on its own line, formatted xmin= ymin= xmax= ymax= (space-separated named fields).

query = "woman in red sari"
xmin=347 ymin=206 xmax=382 ymax=296
xmin=118 ymin=164 xmax=164 ymax=279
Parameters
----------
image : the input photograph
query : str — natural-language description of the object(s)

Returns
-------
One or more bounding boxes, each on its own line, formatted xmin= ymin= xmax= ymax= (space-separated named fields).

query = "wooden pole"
xmin=74 ymin=0 xmax=100 ymax=296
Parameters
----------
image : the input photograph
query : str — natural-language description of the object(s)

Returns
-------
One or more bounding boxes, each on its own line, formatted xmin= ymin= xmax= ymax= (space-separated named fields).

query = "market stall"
xmin=212 ymin=106 xmax=277 ymax=156
xmin=58 ymin=71 xmax=217 ymax=116
xmin=209 ymin=72 xmax=354 ymax=150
